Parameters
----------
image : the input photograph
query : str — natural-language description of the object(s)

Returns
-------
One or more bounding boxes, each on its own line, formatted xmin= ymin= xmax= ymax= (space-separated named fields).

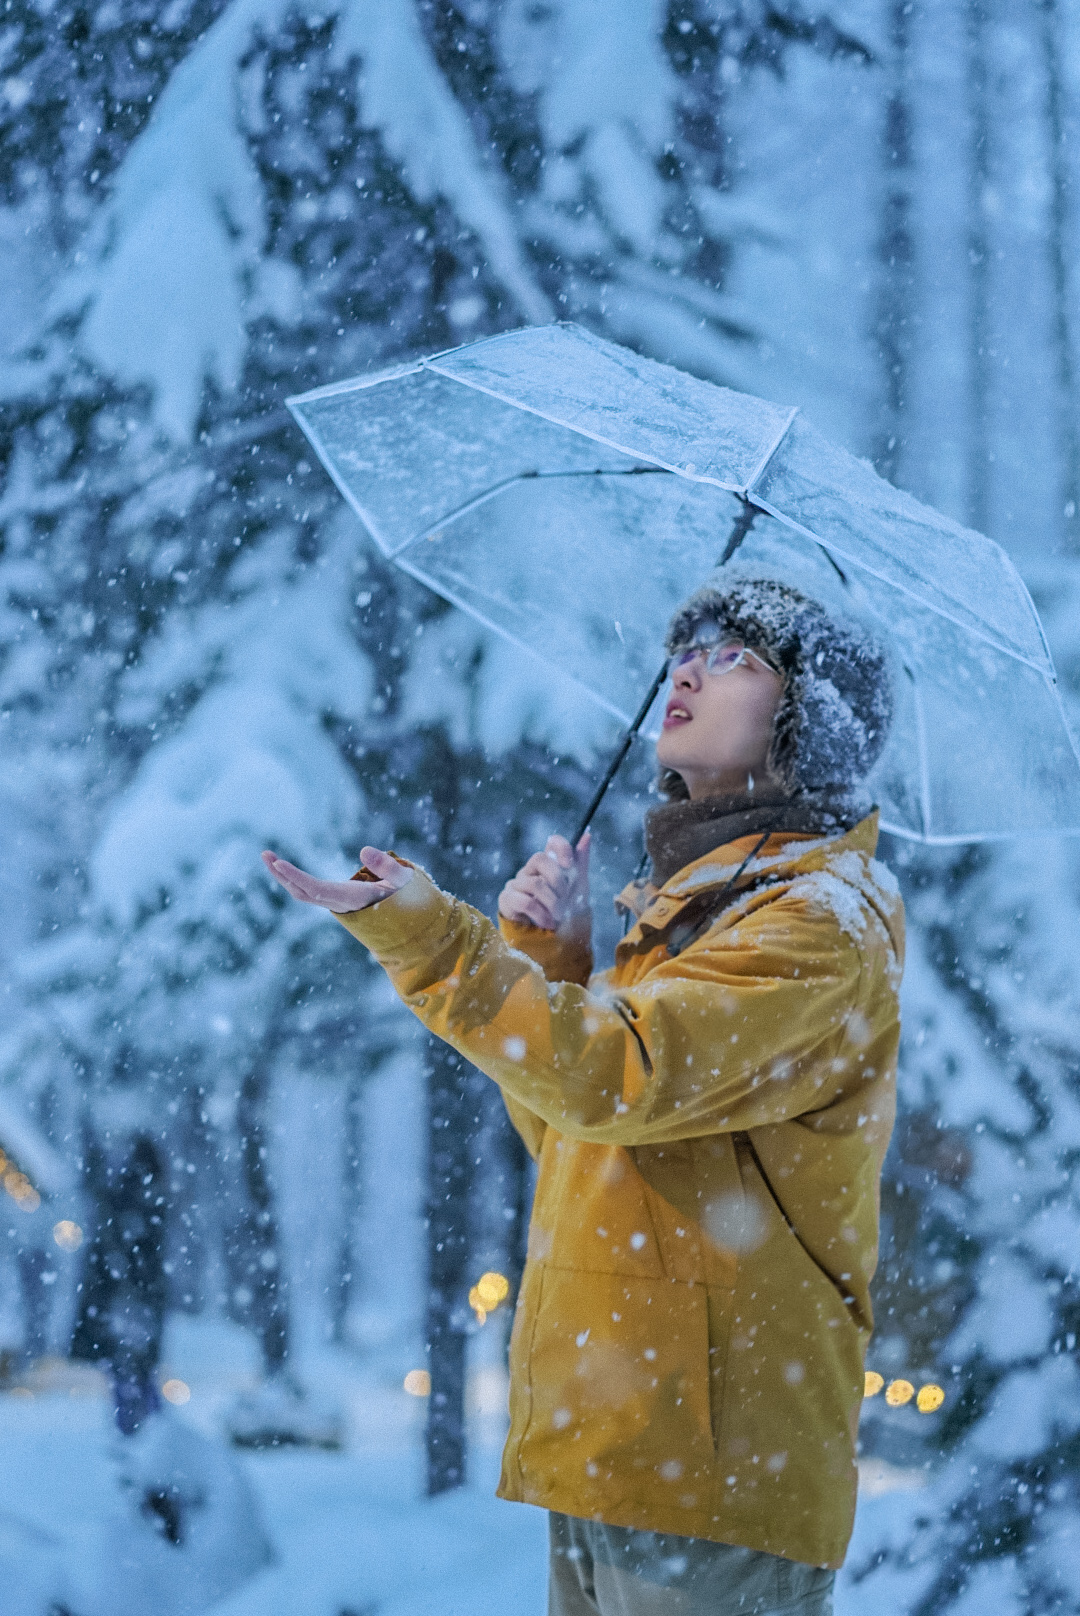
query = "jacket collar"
xmin=616 ymin=811 xmax=901 ymax=957
xmin=644 ymin=787 xmax=862 ymax=889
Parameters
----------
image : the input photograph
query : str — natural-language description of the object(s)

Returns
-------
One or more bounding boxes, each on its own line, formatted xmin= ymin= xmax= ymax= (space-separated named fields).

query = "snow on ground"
xmin=217 ymin=1449 xmax=547 ymax=1616
xmin=0 ymin=1385 xmax=547 ymax=1616
xmin=0 ymin=1313 xmax=929 ymax=1616
xmin=0 ymin=1313 xmax=548 ymax=1616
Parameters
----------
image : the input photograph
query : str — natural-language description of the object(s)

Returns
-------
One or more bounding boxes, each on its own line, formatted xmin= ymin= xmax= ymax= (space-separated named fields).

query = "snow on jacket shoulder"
xmin=337 ymin=814 xmax=903 ymax=1569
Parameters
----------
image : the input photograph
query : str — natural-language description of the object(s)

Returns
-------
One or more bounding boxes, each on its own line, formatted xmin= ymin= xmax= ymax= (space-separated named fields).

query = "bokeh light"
xmin=404 ymin=1369 xmax=431 ymax=1397
xmin=53 ymin=1220 xmax=83 ymax=1252
xmin=475 ymin=1271 xmax=509 ymax=1309
xmin=469 ymin=1270 xmax=510 ymax=1323
xmin=161 ymin=1378 xmax=191 ymax=1405
xmin=3 ymin=1168 xmax=40 ymax=1212
xmin=864 ymin=1372 xmax=945 ymax=1412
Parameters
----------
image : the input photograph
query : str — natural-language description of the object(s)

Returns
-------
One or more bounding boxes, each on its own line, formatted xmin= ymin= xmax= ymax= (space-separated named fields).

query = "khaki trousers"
xmin=548 ymin=1514 xmax=835 ymax=1616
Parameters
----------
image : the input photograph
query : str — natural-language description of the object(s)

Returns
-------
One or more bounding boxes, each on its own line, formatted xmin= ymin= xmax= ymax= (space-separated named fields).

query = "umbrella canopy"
xmin=288 ymin=323 xmax=1080 ymax=842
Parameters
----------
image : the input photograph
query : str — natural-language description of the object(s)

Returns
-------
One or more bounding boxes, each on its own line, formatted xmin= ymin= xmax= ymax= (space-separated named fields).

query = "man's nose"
xmin=674 ymin=658 xmax=702 ymax=690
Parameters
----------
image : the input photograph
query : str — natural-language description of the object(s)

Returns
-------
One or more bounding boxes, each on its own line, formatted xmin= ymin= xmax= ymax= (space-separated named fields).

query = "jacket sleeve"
xmin=497 ymin=910 xmax=593 ymax=987
xmin=493 ymin=911 xmax=593 ymax=1157
xmin=335 ymin=870 xmax=863 ymax=1147
xmin=500 ymin=1092 xmax=548 ymax=1161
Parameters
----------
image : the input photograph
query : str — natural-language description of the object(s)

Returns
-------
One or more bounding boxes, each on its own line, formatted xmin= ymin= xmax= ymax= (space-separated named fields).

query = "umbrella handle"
xmin=573 ymin=661 xmax=669 ymax=843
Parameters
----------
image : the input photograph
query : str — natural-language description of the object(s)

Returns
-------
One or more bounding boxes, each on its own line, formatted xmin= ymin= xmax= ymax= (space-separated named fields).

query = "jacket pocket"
xmin=517 ymin=1266 xmax=715 ymax=1504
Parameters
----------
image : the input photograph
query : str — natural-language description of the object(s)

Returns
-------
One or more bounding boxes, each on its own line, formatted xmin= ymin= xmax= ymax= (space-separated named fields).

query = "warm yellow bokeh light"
xmin=885 ymin=1378 xmax=915 ymax=1406
xmin=404 ymin=1369 xmax=431 ymax=1397
xmin=475 ymin=1271 xmax=510 ymax=1309
xmin=864 ymin=1371 xmax=884 ymax=1397
xmin=161 ymin=1379 xmax=191 ymax=1406
xmin=469 ymin=1271 xmax=509 ymax=1323
xmin=917 ymin=1383 xmax=945 ymax=1413
xmin=53 ymin=1220 xmax=83 ymax=1252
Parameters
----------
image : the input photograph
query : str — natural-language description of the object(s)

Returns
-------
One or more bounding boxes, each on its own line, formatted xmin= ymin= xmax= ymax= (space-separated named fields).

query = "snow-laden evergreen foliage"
xmin=3 ymin=0 xmax=1080 ymax=1609
xmin=846 ymin=572 xmax=1080 ymax=1614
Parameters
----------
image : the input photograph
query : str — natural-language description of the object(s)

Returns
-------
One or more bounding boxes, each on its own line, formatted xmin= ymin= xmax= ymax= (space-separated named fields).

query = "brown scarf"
xmin=644 ymin=788 xmax=863 ymax=888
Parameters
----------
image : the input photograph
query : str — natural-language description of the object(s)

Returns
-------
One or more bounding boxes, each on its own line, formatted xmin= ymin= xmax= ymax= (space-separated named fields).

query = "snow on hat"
xmin=663 ymin=577 xmax=892 ymax=798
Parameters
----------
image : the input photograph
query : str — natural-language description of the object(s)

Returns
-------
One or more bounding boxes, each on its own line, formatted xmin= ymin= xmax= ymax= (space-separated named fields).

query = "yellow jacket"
xmin=337 ymin=814 xmax=903 ymax=1567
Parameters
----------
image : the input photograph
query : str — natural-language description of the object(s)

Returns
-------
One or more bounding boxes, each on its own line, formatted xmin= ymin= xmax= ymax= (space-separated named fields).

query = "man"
xmin=264 ymin=578 xmax=903 ymax=1615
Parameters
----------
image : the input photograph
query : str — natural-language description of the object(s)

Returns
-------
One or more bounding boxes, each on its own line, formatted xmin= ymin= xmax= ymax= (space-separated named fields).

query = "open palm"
xmin=261 ymin=847 xmax=413 ymax=912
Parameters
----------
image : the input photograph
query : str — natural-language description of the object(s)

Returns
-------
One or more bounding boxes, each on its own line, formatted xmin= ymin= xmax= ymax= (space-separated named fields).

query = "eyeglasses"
xmin=668 ymin=641 xmax=774 ymax=678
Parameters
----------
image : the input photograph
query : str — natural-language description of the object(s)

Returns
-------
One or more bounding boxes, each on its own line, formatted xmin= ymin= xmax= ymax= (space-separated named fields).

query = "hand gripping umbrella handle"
xmin=573 ymin=661 xmax=669 ymax=844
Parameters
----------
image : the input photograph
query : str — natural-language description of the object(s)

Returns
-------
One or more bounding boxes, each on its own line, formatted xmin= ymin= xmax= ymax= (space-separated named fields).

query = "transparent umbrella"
xmin=288 ymin=323 xmax=1080 ymax=843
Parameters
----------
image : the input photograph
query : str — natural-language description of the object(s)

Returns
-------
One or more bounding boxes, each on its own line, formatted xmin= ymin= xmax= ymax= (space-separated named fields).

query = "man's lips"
xmin=663 ymin=700 xmax=691 ymax=729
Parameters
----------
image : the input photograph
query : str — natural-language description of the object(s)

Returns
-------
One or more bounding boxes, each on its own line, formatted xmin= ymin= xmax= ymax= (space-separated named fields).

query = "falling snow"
xmin=2 ymin=1 xmax=1080 ymax=1614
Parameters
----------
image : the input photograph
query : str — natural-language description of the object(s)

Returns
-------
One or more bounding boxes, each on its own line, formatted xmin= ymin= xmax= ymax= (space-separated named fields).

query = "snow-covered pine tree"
xmin=418 ymin=0 xmax=875 ymax=387
xmin=2 ymin=3 xmax=478 ymax=1411
xmin=0 ymin=0 xmax=230 ymax=240
xmin=0 ymin=0 xmax=582 ymax=1477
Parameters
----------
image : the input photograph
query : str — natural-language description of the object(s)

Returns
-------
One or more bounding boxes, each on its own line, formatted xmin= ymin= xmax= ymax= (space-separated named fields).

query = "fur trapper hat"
xmin=661 ymin=577 xmax=892 ymax=801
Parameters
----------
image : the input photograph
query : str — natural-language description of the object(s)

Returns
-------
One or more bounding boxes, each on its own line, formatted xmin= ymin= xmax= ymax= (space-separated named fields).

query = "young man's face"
xmin=654 ymin=642 xmax=785 ymax=801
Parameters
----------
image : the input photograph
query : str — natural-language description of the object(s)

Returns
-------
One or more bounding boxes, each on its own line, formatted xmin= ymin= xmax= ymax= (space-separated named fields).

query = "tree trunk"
xmin=424 ymin=1037 xmax=475 ymax=1494
xmin=966 ymin=0 xmax=992 ymax=533
xmin=71 ymin=1129 xmax=168 ymax=1434
xmin=874 ymin=0 xmax=914 ymax=481
xmin=334 ymin=1069 xmax=365 ymax=1344
xmin=1039 ymin=0 xmax=1080 ymax=550
xmin=233 ymin=1060 xmax=289 ymax=1375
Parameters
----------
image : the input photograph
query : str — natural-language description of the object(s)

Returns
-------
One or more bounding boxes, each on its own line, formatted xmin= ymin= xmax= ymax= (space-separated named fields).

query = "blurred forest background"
xmin=2 ymin=1 xmax=1080 ymax=1610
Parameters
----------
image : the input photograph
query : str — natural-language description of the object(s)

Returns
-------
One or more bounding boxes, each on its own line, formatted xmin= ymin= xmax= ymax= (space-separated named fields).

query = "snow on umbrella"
xmin=288 ymin=323 xmax=1080 ymax=842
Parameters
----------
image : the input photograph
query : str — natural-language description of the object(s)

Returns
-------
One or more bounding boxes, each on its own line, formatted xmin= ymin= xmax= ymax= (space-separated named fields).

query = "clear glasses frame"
xmin=667 ymin=642 xmax=774 ymax=679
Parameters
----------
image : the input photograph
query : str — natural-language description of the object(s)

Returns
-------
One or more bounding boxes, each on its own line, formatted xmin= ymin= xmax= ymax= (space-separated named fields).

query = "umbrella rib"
xmin=741 ymin=406 xmax=800 ymax=495
xmin=287 ymin=358 xmax=424 ymax=407
xmin=905 ymin=665 xmax=933 ymax=840
xmin=391 ymin=551 xmax=633 ymax=726
xmin=1014 ymin=569 xmax=1058 ymax=672
xmin=409 ymin=473 xmax=537 ymax=546
xmin=408 ymin=466 xmax=673 ymax=546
